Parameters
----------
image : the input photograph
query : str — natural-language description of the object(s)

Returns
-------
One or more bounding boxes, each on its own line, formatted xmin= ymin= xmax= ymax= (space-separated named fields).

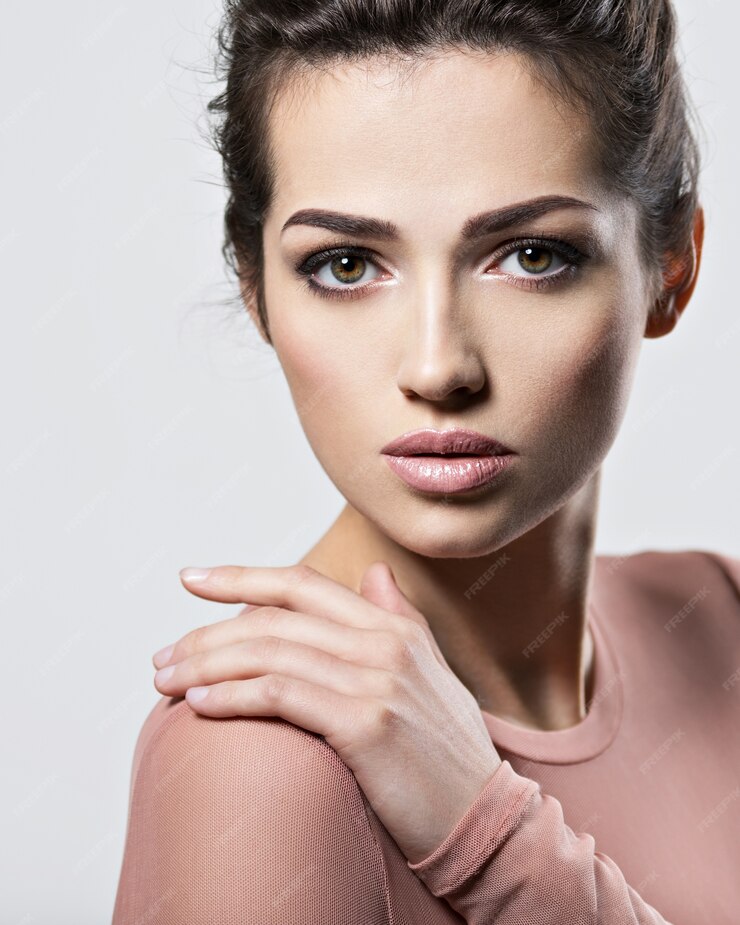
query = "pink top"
xmin=111 ymin=549 xmax=740 ymax=924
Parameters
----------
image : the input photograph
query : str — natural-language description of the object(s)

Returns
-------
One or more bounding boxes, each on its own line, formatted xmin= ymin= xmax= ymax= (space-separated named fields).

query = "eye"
xmin=498 ymin=245 xmax=566 ymax=277
xmin=295 ymin=246 xmax=387 ymax=301
xmin=294 ymin=236 xmax=589 ymax=302
xmin=486 ymin=237 xmax=586 ymax=290
xmin=314 ymin=252 xmax=383 ymax=288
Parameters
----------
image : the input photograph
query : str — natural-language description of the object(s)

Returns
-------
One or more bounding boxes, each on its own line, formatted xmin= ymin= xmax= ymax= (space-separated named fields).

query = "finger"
xmin=155 ymin=606 xmax=387 ymax=669
xmin=179 ymin=564 xmax=406 ymax=633
xmin=182 ymin=673 xmax=368 ymax=741
xmin=359 ymin=561 xmax=451 ymax=670
xmin=359 ymin=562 xmax=421 ymax=622
xmin=152 ymin=603 xmax=255 ymax=667
xmin=154 ymin=635 xmax=391 ymax=699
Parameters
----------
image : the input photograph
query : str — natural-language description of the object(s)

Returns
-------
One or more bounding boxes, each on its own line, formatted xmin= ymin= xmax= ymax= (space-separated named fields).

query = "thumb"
xmin=359 ymin=561 xmax=419 ymax=619
xmin=359 ymin=561 xmax=450 ymax=669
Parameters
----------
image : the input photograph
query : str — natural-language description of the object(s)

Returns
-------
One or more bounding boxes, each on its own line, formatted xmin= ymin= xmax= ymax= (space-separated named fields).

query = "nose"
xmin=396 ymin=280 xmax=486 ymax=402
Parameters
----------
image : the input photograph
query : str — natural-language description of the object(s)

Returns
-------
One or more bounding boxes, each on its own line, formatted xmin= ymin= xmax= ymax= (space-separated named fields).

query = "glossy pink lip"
xmin=380 ymin=428 xmax=517 ymax=494
xmin=380 ymin=427 xmax=514 ymax=456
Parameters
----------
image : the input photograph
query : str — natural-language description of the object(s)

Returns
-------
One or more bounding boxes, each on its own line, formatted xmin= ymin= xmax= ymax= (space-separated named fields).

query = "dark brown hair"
xmin=206 ymin=0 xmax=703 ymax=346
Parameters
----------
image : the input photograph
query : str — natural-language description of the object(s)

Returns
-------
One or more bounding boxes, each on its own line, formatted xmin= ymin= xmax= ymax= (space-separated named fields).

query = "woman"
xmin=112 ymin=1 xmax=739 ymax=922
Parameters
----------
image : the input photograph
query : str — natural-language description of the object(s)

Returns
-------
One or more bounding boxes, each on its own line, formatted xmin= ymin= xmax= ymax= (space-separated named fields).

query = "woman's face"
xmin=260 ymin=50 xmax=653 ymax=557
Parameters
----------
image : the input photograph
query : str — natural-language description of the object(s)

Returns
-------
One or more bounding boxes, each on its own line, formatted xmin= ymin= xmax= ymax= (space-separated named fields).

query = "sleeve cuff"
xmin=406 ymin=759 xmax=539 ymax=896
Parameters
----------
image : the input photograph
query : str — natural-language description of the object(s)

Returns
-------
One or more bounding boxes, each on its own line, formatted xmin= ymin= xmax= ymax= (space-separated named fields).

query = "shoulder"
xmin=596 ymin=546 xmax=740 ymax=589
xmin=696 ymin=548 xmax=740 ymax=600
xmin=130 ymin=693 xmax=369 ymax=815
xmin=114 ymin=696 xmax=392 ymax=922
xmin=596 ymin=546 xmax=740 ymax=626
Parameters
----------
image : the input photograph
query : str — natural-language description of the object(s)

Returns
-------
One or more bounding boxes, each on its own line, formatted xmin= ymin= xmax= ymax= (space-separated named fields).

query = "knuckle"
xmin=177 ymin=625 xmax=208 ymax=658
xmin=251 ymin=605 xmax=282 ymax=633
xmin=396 ymin=619 xmax=426 ymax=646
xmin=183 ymin=649 xmax=206 ymax=674
xmin=254 ymin=634 xmax=285 ymax=663
xmin=374 ymin=631 xmax=399 ymax=665
xmin=260 ymin=673 xmax=288 ymax=706
xmin=366 ymin=698 xmax=402 ymax=739
xmin=216 ymin=682 xmax=234 ymax=707
xmin=383 ymin=633 xmax=417 ymax=672
xmin=286 ymin=564 xmax=318 ymax=589
xmin=376 ymin=669 xmax=404 ymax=700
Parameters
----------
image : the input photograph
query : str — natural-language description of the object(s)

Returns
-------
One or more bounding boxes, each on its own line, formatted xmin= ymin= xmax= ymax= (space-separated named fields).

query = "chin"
xmin=370 ymin=501 xmax=526 ymax=560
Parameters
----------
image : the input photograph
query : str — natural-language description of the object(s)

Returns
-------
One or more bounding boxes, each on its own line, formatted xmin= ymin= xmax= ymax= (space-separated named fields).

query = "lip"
xmin=380 ymin=427 xmax=514 ymax=457
xmin=380 ymin=428 xmax=517 ymax=495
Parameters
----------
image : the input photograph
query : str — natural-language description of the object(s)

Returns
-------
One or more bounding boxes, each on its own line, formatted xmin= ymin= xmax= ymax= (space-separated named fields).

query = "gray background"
xmin=1 ymin=0 xmax=736 ymax=921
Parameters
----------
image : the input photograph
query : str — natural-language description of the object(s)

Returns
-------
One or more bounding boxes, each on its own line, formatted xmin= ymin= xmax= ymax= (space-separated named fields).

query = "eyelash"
xmin=293 ymin=236 xmax=590 ymax=302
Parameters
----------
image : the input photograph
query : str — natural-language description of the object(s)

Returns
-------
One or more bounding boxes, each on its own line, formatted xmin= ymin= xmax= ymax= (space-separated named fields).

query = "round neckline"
xmin=479 ymin=592 xmax=623 ymax=765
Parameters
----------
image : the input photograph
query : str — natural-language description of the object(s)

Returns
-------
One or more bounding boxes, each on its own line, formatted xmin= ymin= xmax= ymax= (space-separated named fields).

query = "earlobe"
xmin=644 ymin=205 xmax=705 ymax=339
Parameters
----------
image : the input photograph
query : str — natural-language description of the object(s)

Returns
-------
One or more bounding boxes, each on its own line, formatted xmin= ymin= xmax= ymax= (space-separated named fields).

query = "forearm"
xmin=407 ymin=760 xmax=673 ymax=925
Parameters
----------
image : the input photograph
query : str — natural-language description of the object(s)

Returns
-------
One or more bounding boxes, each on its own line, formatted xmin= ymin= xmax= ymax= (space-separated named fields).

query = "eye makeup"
xmin=290 ymin=230 xmax=599 ymax=302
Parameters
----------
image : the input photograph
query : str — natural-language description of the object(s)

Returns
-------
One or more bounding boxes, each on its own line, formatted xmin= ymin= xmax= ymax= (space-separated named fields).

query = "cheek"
xmin=264 ymin=260 xmax=391 ymax=481
xmin=529 ymin=311 xmax=641 ymax=460
xmin=270 ymin=313 xmax=370 ymax=448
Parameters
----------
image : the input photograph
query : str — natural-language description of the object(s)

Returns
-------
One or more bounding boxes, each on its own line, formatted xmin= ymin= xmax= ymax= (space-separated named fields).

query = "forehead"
xmin=266 ymin=49 xmax=605 ymax=228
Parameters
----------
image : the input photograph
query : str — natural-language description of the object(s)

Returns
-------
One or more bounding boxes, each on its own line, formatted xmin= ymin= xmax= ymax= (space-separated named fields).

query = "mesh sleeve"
xmin=701 ymin=550 xmax=740 ymax=604
xmin=407 ymin=759 xmax=674 ymax=924
xmin=111 ymin=697 xmax=392 ymax=924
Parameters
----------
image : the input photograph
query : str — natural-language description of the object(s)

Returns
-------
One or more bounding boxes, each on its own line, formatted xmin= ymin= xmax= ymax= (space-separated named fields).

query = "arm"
xmin=111 ymin=696 xmax=391 ymax=924
xmin=407 ymin=759 xmax=674 ymax=925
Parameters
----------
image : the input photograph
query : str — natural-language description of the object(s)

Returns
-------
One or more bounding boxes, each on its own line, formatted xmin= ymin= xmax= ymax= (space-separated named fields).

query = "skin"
xmin=260 ymin=48 xmax=701 ymax=728
xmin=152 ymin=49 xmax=703 ymax=862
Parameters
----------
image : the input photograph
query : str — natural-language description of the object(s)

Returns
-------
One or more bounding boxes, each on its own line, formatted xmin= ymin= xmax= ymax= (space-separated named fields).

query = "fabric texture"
xmin=111 ymin=549 xmax=740 ymax=924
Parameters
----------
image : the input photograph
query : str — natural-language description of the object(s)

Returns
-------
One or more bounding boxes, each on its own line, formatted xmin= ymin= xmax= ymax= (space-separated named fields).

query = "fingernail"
xmin=155 ymin=665 xmax=176 ymax=684
xmin=187 ymin=687 xmax=210 ymax=703
xmin=180 ymin=567 xmax=211 ymax=583
xmin=153 ymin=644 xmax=175 ymax=668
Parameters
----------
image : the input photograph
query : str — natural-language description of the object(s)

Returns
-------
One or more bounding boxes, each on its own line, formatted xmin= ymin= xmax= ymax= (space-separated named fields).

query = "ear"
xmin=237 ymin=258 xmax=272 ymax=346
xmin=644 ymin=205 xmax=704 ymax=339
xmin=246 ymin=300 xmax=271 ymax=346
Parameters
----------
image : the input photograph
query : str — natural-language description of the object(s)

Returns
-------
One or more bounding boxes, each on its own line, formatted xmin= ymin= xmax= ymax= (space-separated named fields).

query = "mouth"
xmin=379 ymin=428 xmax=517 ymax=494
xmin=380 ymin=427 xmax=514 ymax=457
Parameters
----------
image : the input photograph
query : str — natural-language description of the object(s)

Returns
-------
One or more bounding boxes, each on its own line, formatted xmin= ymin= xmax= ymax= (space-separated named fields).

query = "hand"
xmin=151 ymin=561 xmax=503 ymax=864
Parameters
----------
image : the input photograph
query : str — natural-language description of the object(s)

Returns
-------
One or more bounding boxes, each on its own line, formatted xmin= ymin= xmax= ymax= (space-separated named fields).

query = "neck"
xmin=298 ymin=471 xmax=601 ymax=732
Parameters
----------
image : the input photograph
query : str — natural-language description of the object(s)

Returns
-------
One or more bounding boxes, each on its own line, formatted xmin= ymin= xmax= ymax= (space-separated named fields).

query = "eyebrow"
xmin=280 ymin=195 xmax=601 ymax=243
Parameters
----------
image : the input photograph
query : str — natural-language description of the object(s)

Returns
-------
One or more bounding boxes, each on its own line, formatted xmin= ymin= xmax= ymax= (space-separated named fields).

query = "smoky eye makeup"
xmin=287 ymin=226 xmax=604 ymax=302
